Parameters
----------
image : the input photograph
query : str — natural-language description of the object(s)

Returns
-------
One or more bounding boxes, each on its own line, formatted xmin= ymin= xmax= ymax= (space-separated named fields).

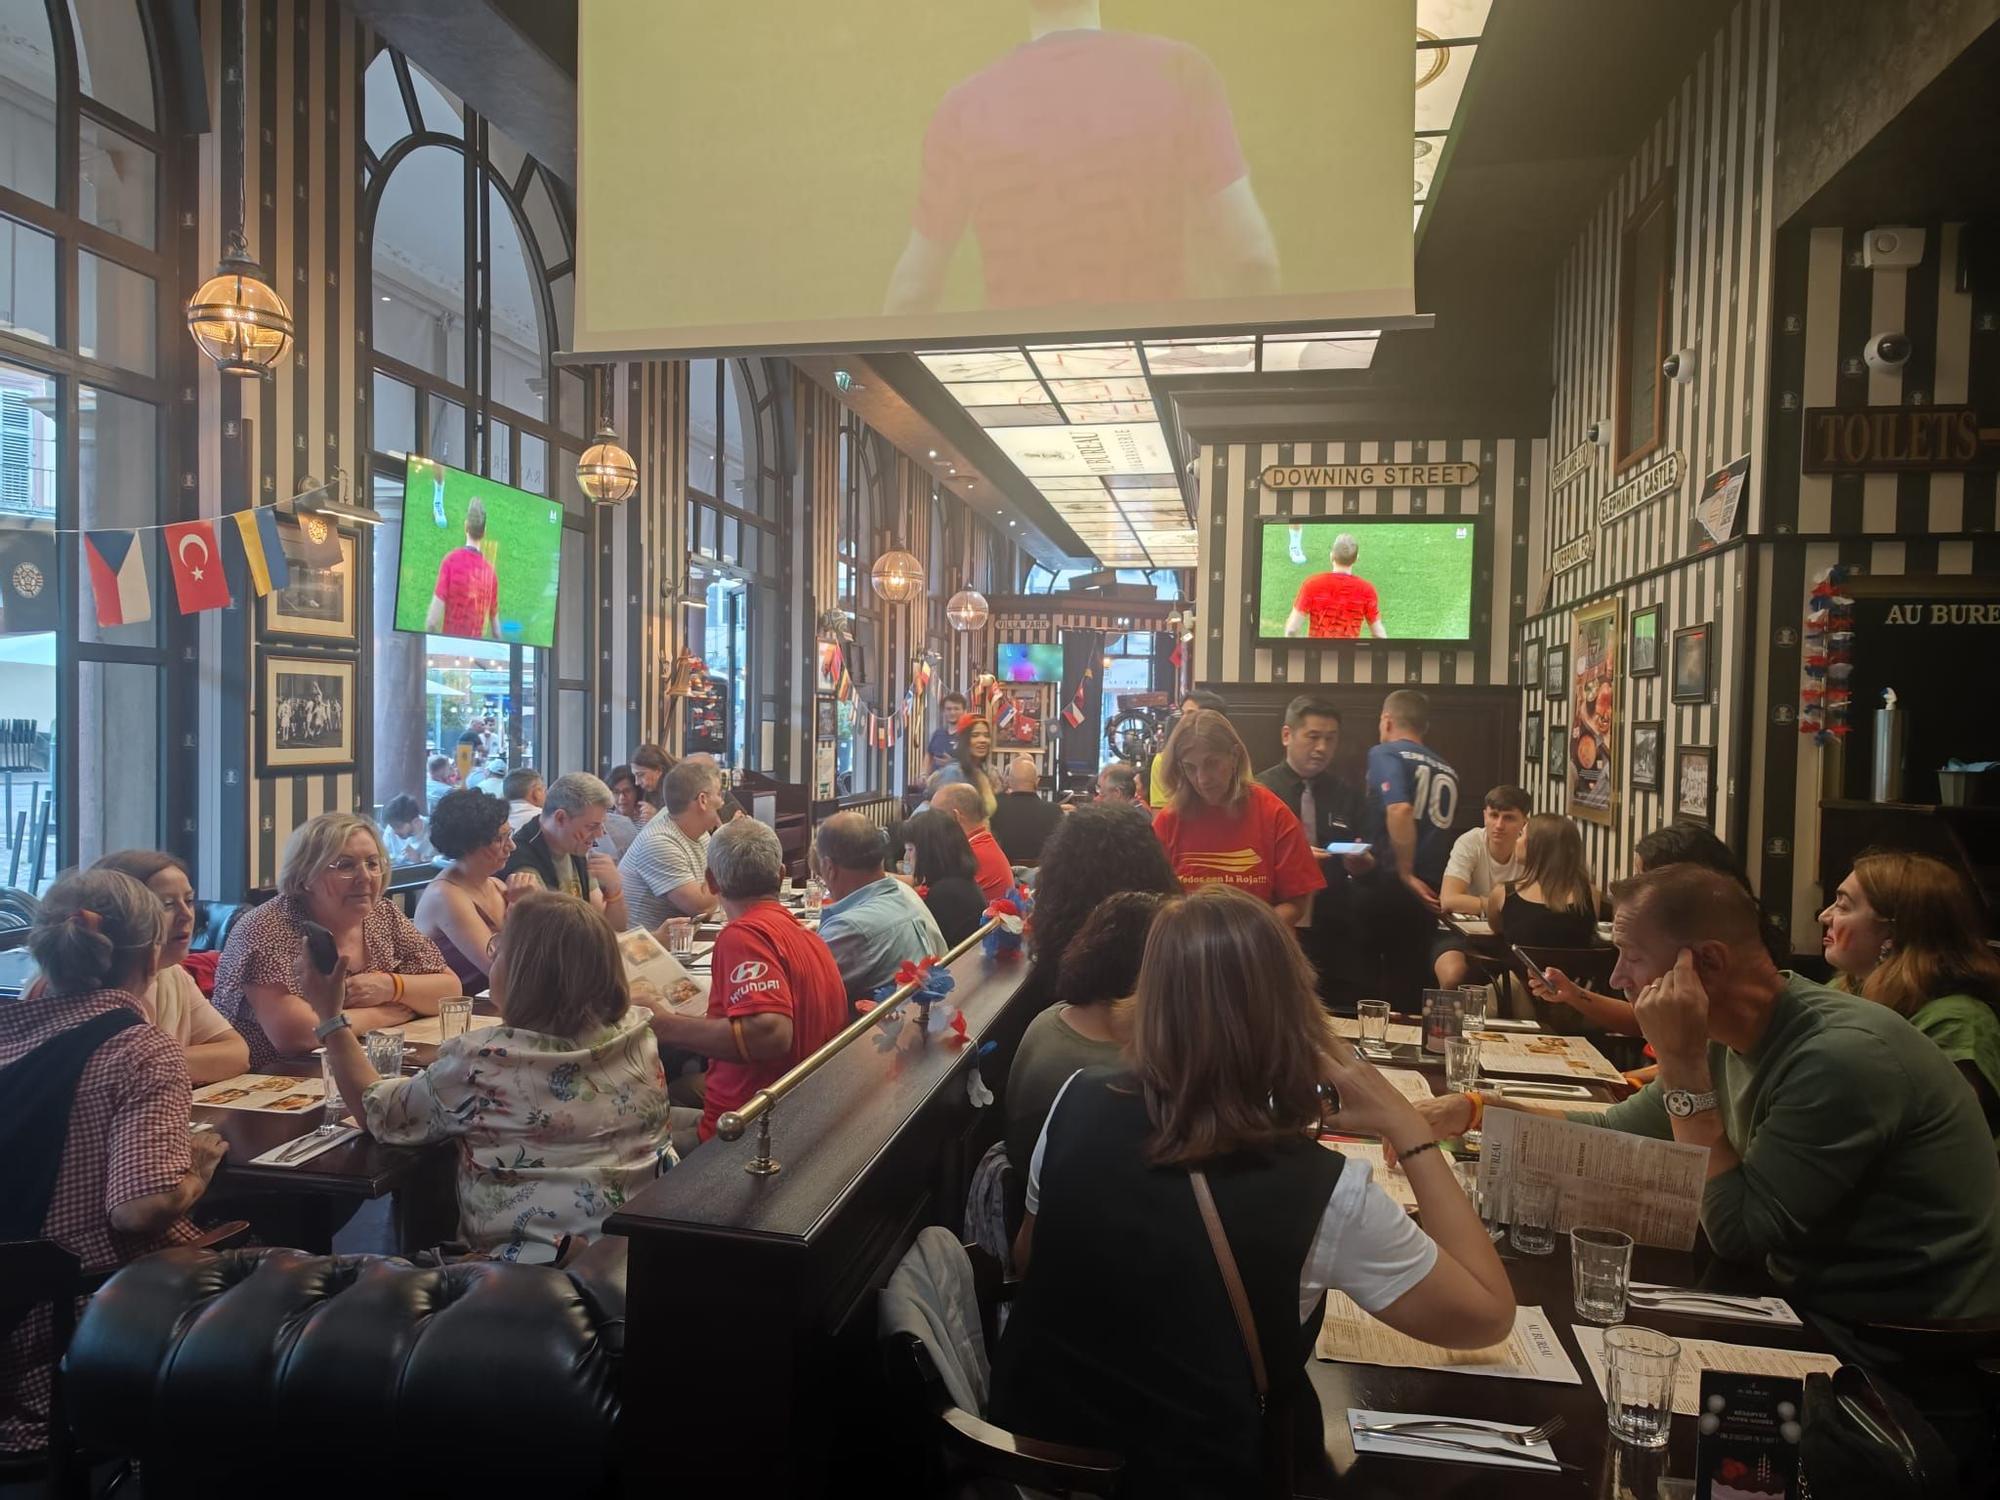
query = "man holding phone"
xmin=1257 ymin=695 xmax=1369 ymax=1010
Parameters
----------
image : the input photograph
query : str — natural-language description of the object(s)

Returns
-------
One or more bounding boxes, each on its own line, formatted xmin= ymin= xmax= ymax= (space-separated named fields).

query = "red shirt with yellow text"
xmin=1151 ymin=783 xmax=1325 ymax=907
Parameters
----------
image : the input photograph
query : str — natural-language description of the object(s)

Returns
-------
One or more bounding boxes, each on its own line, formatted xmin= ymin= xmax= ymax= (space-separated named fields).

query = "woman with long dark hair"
xmin=1022 ymin=803 xmax=1182 ymax=1012
xmin=931 ymin=713 xmax=997 ymax=815
xmin=898 ymin=809 xmax=987 ymax=946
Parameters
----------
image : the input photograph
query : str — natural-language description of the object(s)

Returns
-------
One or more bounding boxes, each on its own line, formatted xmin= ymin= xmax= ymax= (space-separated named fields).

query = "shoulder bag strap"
xmin=1189 ymin=1169 xmax=1268 ymax=1410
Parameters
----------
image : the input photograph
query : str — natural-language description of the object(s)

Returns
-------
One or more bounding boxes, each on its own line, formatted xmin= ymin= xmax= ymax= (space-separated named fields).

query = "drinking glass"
xmin=1473 ymin=1162 xmax=1507 ymax=1241
xmin=316 ymin=1046 xmax=344 ymax=1130
xmin=1603 ymin=1325 xmax=1681 ymax=1447
xmin=662 ymin=917 xmax=696 ymax=955
xmin=1458 ymin=983 xmax=1491 ymax=1032
xmin=1508 ymin=1170 xmax=1559 ymax=1255
xmin=1571 ymin=1225 xmax=1635 ymax=1323
xmin=437 ymin=996 xmax=474 ymax=1042
xmin=1444 ymin=1035 xmax=1482 ymax=1095
xmin=1357 ymin=999 xmax=1391 ymax=1051
xmin=366 ymin=1029 xmax=406 ymax=1078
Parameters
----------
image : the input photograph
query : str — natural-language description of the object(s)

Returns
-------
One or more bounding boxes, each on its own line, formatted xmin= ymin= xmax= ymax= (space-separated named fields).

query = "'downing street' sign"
xmin=1261 ymin=460 xmax=1481 ymax=490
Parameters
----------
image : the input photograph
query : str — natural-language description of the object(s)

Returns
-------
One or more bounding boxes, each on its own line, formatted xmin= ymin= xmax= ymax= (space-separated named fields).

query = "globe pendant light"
xmin=576 ymin=368 xmax=638 ymax=505
xmin=946 ymin=589 xmax=989 ymax=631
xmin=871 ymin=550 xmax=925 ymax=604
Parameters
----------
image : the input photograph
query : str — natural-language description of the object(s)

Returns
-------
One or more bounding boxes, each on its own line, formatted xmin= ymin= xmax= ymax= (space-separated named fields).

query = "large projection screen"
xmin=576 ymin=1 xmax=1415 ymax=355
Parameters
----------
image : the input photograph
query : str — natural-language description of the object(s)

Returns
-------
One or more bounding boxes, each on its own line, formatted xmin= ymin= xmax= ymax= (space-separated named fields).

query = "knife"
xmin=1354 ymin=1429 xmax=1568 ymax=1470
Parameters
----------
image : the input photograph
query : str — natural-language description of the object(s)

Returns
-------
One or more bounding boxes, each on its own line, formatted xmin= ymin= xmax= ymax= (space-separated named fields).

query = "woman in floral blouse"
xmin=308 ymin=888 xmax=674 ymax=1263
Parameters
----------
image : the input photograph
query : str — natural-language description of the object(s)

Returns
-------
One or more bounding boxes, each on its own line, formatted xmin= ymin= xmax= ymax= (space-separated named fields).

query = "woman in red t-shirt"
xmin=1151 ymin=709 xmax=1325 ymax=924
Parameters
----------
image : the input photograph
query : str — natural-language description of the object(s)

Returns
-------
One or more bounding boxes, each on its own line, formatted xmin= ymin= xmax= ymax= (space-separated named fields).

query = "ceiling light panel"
xmin=1028 ymin=345 xmax=1145 ymax=378
xmin=1414 ymin=41 xmax=1476 ymax=132
xmin=967 ymin=404 xmax=1065 ymax=428
xmin=918 ymin=349 xmax=1036 ymax=382
xmin=1061 ymin=400 xmax=1160 ymax=423
xmin=942 ymin=378 xmax=1049 ymax=406
xmin=1142 ymin=340 xmax=1256 ymax=374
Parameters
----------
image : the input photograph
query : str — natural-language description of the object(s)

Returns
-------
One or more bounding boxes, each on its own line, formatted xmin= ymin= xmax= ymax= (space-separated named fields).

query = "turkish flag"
xmin=163 ymin=520 xmax=233 ymax=614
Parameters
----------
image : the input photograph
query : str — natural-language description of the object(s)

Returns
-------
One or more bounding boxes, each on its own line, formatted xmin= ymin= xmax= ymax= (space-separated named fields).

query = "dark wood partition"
xmin=605 ymin=944 xmax=1032 ymax=1496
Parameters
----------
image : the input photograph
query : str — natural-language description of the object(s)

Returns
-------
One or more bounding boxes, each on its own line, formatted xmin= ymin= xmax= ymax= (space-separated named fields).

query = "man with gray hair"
xmin=815 ymin=811 xmax=945 ymax=998
xmin=1285 ymin=530 xmax=1388 ymax=639
xmin=639 ymin=817 xmax=847 ymax=1149
xmin=988 ymin=755 xmax=1062 ymax=866
xmin=620 ymin=758 xmax=725 ymax=931
xmin=502 ymin=771 xmax=627 ymax=930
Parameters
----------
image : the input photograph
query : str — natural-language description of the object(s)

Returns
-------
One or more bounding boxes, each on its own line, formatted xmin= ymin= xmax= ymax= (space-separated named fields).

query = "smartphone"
xmin=1511 ymin=945 xmax=1551 ymax=987
xmin=302 ymin=920 xmax=338 ymax=976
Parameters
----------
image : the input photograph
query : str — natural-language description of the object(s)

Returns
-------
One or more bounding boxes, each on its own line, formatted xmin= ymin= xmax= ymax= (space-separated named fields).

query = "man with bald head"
xmin=1415 ymin=863 xmax=2000 ymax=1330
xmin=814 ymin=811 xmax=946 ymax=998
xmin=987 ymin=755 xmax=1063 ymax=868
xmin=933 ymin=781 xmax=1017 ymax=900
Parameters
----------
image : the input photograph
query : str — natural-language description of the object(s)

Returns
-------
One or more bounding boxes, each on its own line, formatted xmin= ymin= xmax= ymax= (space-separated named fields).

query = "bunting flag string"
xmin=82 ymin=530 xmax=152 ymax=628
xmin=1799 ymin=564 xmax=1855 ymax=744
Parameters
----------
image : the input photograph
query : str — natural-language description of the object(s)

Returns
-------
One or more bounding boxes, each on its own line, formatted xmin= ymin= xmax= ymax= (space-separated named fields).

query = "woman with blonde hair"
xmin=992 ymin=885 xmax=1512 ymax=1496
xmin=1821 ymin=848 xmax=2000 ymax=1140
xmin=1150 ymin=708 xmax=1323 ymax=924
xmin=310 ymin=889 xmax=674 ymax=1262
xmin=214 ymin=811 xmax=455 ymax=1068
xmin=1487 ymin=811 xmax=1600 ymax=949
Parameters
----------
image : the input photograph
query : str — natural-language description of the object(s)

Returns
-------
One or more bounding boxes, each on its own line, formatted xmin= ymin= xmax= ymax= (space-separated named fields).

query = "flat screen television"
xmin=392 ymin=457 xmax=565 ymax=648
xmin=996 ymin=642 xmax=1062 ymax=683
xmin=1255 ymin=517 xmax=1477 ymax=644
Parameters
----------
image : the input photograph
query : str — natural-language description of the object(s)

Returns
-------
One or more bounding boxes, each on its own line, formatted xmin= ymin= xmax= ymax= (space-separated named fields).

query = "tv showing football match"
xmin=392 ymin=457 xmax=565 ymax=649
xmin=997 ymin=642 xmax=1062 ymax=683
xmin=1256 ymin=518 xmax=1477 ymax=643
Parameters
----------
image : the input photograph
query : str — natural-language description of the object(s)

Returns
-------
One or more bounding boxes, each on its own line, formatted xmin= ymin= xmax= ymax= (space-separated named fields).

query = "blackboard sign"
xmin=1844 ymin=577 xmax=2000 ymax=805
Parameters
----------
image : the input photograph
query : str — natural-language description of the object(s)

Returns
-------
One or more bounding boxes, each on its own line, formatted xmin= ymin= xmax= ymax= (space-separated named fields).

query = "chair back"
xmin=0 ymin=1239 xmax=82 ymax=1484
xmin=1510 ymin=944 xmax=1619 ymax=1034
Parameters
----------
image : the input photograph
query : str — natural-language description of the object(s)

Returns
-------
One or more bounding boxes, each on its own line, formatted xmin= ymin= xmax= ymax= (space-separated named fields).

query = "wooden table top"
xmin=194 ymin=1058 xmax=444 ymax=1198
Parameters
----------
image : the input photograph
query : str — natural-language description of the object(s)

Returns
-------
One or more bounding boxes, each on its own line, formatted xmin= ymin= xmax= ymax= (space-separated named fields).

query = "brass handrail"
xmin=714 ymin=917 xmax=1002 ymax=1172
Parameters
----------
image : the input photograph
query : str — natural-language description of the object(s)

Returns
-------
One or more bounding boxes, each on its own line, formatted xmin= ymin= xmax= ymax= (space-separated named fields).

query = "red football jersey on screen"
xmin=1292 ymin=572 xmax=1380 ymax=638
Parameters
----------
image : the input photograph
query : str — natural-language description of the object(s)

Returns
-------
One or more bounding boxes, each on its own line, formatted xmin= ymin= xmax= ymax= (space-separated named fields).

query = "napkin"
xmin=1347 ymin=1409 xmax=1560 ymax=1471
xmin=249 ymin=1125 xmax=361 ymax=1167
xmin=1627 ymin=1284 xmax=1802 ymax=1326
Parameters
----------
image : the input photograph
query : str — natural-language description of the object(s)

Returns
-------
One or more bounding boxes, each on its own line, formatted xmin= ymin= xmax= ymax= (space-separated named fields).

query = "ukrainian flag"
xmin=233 ymin=504 xmax=292 ymax=597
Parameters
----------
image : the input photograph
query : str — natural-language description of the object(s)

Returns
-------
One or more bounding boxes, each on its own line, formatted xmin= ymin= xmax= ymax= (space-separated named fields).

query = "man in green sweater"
xmin=1419 ymin=863 xmax=2000 ymax=1325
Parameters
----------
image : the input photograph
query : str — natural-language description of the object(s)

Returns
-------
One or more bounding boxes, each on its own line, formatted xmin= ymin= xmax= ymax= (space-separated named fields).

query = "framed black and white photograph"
xmin=1628 ymin=604 xmax=1661 ymax=677
xmin=1521 ymin=637 xmax=1543 ymax=691
xmin=1674 ymin=744 xmax=1714 ymax=824
xmin=261 ymin=529 xmax=357 ymax=643
xmin=1630 ymin=720 xmax=1663 ymax=791
xmin=1671 ymin=622 xmax=1712 ymax=703
xmin=1543 ymin=644 xmax=1567 ymax=697
xmin=1525 ymin=710 xmax=1544 ymax=762
xmin=258 ymin=651 xmax=356 ymax=775
xmin=1547 ymin=719 xmax=1567 ymax=771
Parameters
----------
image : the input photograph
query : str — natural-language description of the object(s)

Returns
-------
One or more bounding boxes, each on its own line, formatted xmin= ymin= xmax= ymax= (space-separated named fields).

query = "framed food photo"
xmin=1521 ymin=637 xmax=1543 ymax=691
xmin=261 ymin=528 xmax=357 ymax=643
xmin=1629 ymin=720 xmax=1664 ymax=792
xmin=1524 ymin=709 xmax=1544 ymax=762
xmin=1543 ymin=644 xmax=1567 ymax=697
xmin=1674 ymin=744 xmax=1715 ymax=824
xmin=1671 ymin=622 xmax=1712 ymax=703
xmin=1568 ymin=598 xmax=1619 ymax=826
xmin=257 ymin=650 xmax=356 ymax=775
xmin=1628 ymin=604 xmax=1661 ymax=677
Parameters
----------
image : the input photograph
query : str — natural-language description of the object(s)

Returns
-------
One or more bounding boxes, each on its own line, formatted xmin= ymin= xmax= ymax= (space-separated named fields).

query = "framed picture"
xmin=814 ymin=697 xmax=836 ymax=739
xmin=1547 ymin=719 xmax=1567 ymax=772
xmin=1674 ymin=744 xmax=1715 ymax=824
xmin=1630 ymin=720 xmax=1664 ymax=792
xmin=1521 ymin=637 xmax=1543 ymax=690
xmin=1524 ymin=710 xmax=1544 ymax=762
xmin=1671 ymin=622 xmax=1712 ymax=703
xmin=993 ymin=687 xmax=1043 ymax=751
xmin=261 ymin=529 xmax=357 ymax=643
xmin=258 ymin=650 xmax=356 ymax=775
xmin=1543 ymin=644 xmax=1567 ymax=697
xmin=1568 ymin=598 xmax=1620 ymax=826
xmin=1628 ymin=604 xmax=1661 ymax=677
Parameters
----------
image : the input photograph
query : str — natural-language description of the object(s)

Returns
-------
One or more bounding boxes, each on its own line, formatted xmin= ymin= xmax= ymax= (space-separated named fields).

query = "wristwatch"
xmin=1662 ymin=1086 xmax=1718 ymax=1118
xmin=313 ymin=1012 xmax=353 ymax=1042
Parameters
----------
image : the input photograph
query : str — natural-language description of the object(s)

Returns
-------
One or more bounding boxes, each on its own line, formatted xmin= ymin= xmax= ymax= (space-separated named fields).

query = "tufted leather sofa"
xmin=61 ymin=1242 xmax=626 ymax=1495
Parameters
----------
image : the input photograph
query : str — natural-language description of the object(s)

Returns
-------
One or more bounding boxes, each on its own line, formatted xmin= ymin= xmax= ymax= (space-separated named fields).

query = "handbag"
xmin=1799 ymin=1365 xmax=1958 ymax=1500
xmin=1189 ymin=1169 xmax=1295 ymax=1496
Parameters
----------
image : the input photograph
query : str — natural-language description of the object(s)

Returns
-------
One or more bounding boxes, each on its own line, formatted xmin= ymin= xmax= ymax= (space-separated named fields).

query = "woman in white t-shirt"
xmin=90 ymin=850 xmax=250 ymax=1084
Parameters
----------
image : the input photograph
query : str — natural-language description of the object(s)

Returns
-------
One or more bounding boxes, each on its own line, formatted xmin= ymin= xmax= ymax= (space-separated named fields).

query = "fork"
xmin=1356 ymin=1415 xmax=1565 ymax=1448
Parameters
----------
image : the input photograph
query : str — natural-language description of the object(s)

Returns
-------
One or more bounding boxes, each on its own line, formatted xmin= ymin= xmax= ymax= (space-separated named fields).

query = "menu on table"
xmin=1478 ymin=1107 xmax=1708 ymax=1249
xmin=1330 ymin=1016 xmax=1423 ymax=1048
xmin=192 ymin=1073 xmax=326 ymax=1113
xmin=1322 ymin=1139 xmax=1418 ymax=1212
xmin=1569 ymin=1327 xmax=1840 ymax=1417
xmin=616 ymin=928 xmax=708 ymax=1012
xmin=1379 ymin=1068 xmax=1435 ymax=1103
xmin=1466 ymin=1029 xmax=1627 ymax=1082
xmin=381 ymin=1011 xmax=505 ymax=1046
xmin=1317 ymin=1294 xmax=1582 ymax=1385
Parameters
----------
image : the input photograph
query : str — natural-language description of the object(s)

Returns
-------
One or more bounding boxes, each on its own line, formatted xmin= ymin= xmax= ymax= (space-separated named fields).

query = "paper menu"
xmin=1477 ymin=1107 xmax=1708 ymax=1250
xmin=616 ymin=926 xmax=701 ymax=1003
xmin=1380 ymin=1068 xmax=1436 ymax=1103
xmin=192 ymin=1073 xmax=326 ymax=1112
xmin=1317 ymin=1295 xmax=1582 ymax=1385
xmin=1466 ymin=1029 xmax=1627 ymax=1082
xmin=1322 ymin=1139 xmax=1418 ymax=1211
xmin=1330 ymin=1016 xmax=1423 ymax=1048
xmin=1569 ymin=1326 xmax=1839 ymax=1417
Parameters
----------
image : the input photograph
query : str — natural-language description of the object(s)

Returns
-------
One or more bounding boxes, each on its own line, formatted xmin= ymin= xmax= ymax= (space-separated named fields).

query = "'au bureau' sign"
xmin=1260 ymin=460 xmax=1481 ymax=490
xmin=1598 ymin=450 xmax=1684 ymax=525
xmin=1551 ymin=530 xmax=1595 ymax=574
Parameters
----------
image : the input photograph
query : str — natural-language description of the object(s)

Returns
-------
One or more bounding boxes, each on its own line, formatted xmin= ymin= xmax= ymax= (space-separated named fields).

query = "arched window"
xmin=0 ymin=0 xmax=169 ymax=887
xmin=362 ymin=48 xmax=584 ymax=815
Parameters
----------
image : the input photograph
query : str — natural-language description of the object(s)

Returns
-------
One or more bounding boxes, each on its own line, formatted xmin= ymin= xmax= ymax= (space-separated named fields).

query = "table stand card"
xmin=1695 ymin=1372 xmax=1803 ymax=1500
xmin=1477 ymin=1107 xmax=1709 ymax=1249
xmin=1316 ymin=1294 xmax=1582 ymax=1385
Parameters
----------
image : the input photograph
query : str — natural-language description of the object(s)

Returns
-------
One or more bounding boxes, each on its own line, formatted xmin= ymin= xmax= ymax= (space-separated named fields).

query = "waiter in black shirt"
xmin=1257 ymin=695 xmax=1371 ymax=1011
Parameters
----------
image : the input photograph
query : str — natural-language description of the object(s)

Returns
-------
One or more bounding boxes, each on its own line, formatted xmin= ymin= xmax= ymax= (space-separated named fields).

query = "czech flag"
xmin=82 ymin=529 xmax=151 ymax=628
xmin=231 ymin=504 xmax=291 ymax=597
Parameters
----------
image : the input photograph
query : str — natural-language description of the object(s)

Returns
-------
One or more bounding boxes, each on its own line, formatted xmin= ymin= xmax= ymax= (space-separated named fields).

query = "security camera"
xmin=1863 ymin=331 xmax=1912 ymax=373
xmin=1586 ymin=420 xmax=1612 ymax=447
xmin=1662 ymin=347 xmax=1698 ymax=384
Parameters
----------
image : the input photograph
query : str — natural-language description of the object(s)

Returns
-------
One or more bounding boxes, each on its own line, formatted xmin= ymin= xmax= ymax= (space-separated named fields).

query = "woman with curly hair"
xmin=1021 ymin=803 xmax=1182 ymax=1015
xmin=414 ymin=788 xmax=539 ymax=990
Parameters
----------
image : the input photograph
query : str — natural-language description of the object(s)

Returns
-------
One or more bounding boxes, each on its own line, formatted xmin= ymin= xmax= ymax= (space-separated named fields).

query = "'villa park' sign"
xmin=1261 ymin=461 xmax=1481 ymax=490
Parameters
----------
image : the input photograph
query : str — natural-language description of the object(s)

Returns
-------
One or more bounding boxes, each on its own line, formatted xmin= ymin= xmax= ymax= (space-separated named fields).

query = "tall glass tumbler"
xmin=1603 ymin=1325 xmax=1681 ymax=1448
xmin=1571 ymin=1226 xmax=1634 ymax=1323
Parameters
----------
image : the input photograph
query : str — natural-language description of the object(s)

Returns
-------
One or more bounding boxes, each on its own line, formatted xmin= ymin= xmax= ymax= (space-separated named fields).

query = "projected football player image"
xmin=426 ymin=495 xmax=501 ymax=639
xmin=1286 ymin=532 xmax=1388 ymax=640
xmin=882 ymin=0 xmax=1280 ymax=315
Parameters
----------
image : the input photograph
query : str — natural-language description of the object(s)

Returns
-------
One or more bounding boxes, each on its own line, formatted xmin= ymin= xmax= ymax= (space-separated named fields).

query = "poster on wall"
xmin=1568 ymin=598 xmax=1620 ymax=827
xmin=993 ymin=687 xmax=1044 ymax=752
xmin=813 ymin=737 xmax=837 ymax=801
xmin=1689 ymin=455 xmax=1749 ymax=552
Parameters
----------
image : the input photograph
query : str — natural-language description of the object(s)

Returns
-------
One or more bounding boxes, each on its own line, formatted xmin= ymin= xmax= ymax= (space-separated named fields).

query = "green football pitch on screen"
xmin=392 ymin=457 xmax=564 ymax=649
xmin=1257 ymin=520 xmax=1476 ymax=642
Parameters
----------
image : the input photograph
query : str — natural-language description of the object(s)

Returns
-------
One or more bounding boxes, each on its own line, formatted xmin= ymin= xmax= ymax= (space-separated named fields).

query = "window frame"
xmin=1612 ymin=174 xmax=1675 ymax=475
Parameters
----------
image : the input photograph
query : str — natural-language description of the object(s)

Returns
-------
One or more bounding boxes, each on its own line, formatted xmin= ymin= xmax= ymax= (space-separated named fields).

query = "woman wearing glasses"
xmin=214 ymin=812 xmax=455 ymax=1068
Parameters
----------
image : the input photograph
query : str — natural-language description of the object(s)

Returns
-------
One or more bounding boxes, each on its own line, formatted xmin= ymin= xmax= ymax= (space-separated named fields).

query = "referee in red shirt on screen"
xmin=425 ymin=497 xmax=500 ymax=640
xmin=1286 ymin=532 xmax=1389 ymax=640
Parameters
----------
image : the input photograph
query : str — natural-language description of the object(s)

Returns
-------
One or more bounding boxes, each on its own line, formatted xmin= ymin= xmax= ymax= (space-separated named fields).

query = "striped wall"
xmin=1194 ymin=436 xmax=1546 ymax=689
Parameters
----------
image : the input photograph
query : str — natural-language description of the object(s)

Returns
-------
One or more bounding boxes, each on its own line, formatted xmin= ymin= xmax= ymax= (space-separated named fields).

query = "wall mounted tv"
xmin=1255 ymin=517 xmax=1478 ymax=645
xmin=996 ymin=642 xmax=1062 ymax=683
xmin=392 ymin=456 xmax=565 ymax=649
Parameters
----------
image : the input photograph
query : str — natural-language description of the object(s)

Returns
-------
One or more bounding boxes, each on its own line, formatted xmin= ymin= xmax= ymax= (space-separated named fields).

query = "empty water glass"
xmin=662 ymin=917 xmax=696 ymax=955
xmin=1444 ymin=1035 xmax=1482 ymax=1095
xmin=1458 ymin=983 xmax=1491 ymax=1031
xmin=1357 ymin=999 xmax=1391 ymax=1051
xmin=1571 ymin=1225 xmax=1635 ymax=1323
xmin=316 ymin=1046 xmax=344 ymax=1131
xmin=366 ymin=1029 xmax=406 ymax=1079
xmin=1509 ymin=1170 xmax=1560 ymax=1255
xmin=1474 ymin=1163 xmax=1507 ymax=1241
xmin=437 ymin=996 xmax=474 ymax=1042
xmin=1603 ymin=1325 xmax=1681 ymax=1447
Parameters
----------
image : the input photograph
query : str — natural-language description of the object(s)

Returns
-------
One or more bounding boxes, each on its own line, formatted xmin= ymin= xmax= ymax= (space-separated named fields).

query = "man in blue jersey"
xmin=1355 ymin=690 xmax=1459 ymax=1007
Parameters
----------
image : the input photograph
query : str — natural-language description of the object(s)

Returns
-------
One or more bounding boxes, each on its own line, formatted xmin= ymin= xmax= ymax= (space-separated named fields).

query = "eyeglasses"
xmin=325 ymin=856 xmax=385 ymax=879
